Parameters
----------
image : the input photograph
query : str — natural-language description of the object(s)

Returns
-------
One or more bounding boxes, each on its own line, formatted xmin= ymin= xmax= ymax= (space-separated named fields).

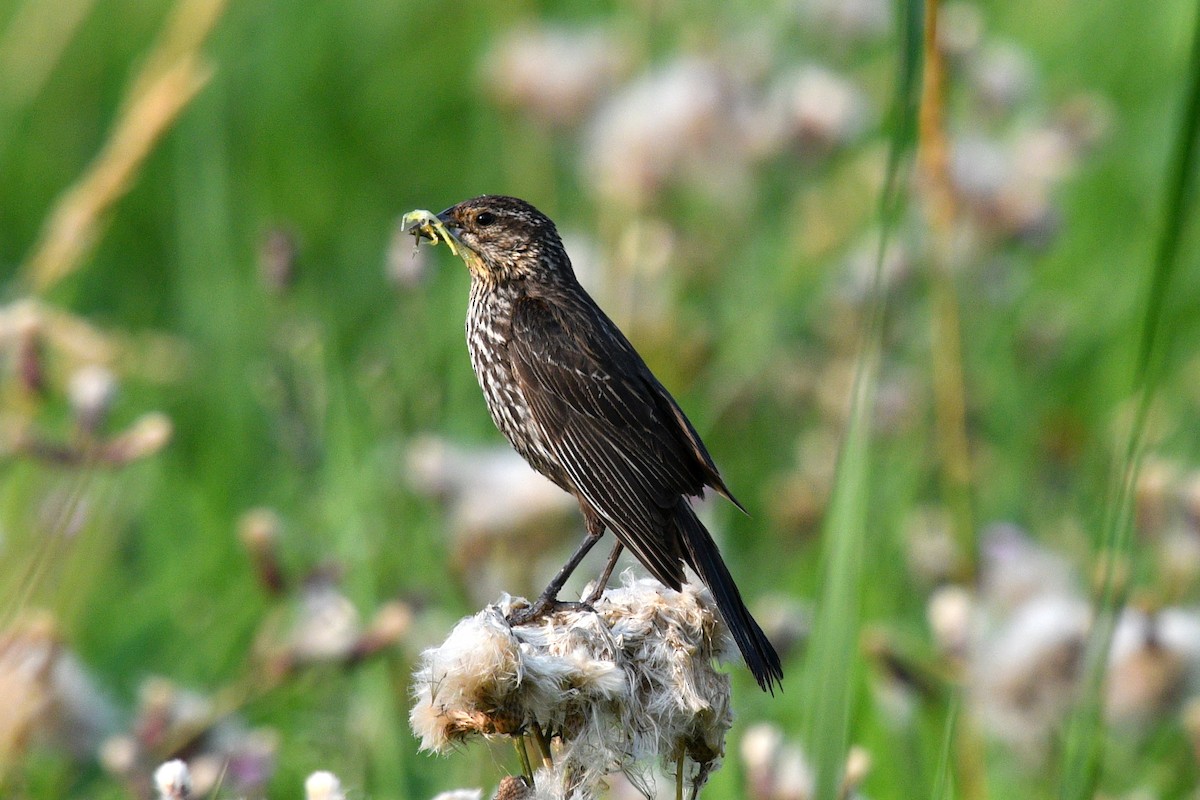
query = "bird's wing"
xmin=508 ymin=295 xmax=718 ymax=587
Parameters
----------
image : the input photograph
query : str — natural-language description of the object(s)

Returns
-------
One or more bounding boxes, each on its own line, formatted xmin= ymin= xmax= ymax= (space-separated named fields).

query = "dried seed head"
xmin=68 ymin=364 xmax=118 ymax=433
xmin=843 ymin=746 xmax=872 ymax=792
xmin=239 ymin=507 xmax=282 ymax=551
xmin=411 ymin=575 xmax=733 ymax=798
xmin=357 ymin=600 xmax=414 ymax=657
xmin=99 ymin=735 xmax=138 ymax=776
xmin=305 ymin=770 xmax=346 ymax=800
xmin=938 ymin=1 xmax=985 ymax=61
xmin=904 ymin=507 xmax=961 ymax=585
xmin=102 ymin=412 xmax=173 ymax=464
xmin=970 ymin=41 xmax=1036 ymax=115
xmin=238 ymin=507 xmax=286 ymax=594
xmin=928 ymin=584 xmax=975 ymax=659
xmin=15 ymin=314 xmax=45 ymax=395
xmin=1106 ymin=608 xmax=1200 ymax=727
xmin=288 ymin=578 xmax=362 ymax=664
xmin=582 ymin=58 xmax=749 ymax=208
xmin=491 ymin=776 xmax=531 ymax=800
xmin=1184 ymin=696 xmax=1200 ymax=760
xmin=483 ymin=26 xmax=628 ymax=128
xmin=979 ymin=523 xmax=1077 ymax=612
xmin=1179 ymin=472 xmax=1200 ymax=530
xmin=971 ymin=593 xmax=1089 ymax=758
xmin=1135 ymin=458 xmax=1179 ymax=537
xmin=154 ymin=759 xmax=192 ymax=800
xmin=739 ymin=722 xmax=820 ymax=800
xmin=794 ymin=0 xmax=892 ymax=42
xmin=0 ymin=612 xmax=115 ymax=763
xmin=431 ymin=789 xmax=485 ymax=800
xmin=768 ymin=65 xmax=869 ymax=158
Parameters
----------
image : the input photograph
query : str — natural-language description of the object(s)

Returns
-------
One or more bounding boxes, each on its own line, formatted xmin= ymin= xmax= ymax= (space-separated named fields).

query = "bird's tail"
xmin=675 ymin=501 xmax=783 ymax=693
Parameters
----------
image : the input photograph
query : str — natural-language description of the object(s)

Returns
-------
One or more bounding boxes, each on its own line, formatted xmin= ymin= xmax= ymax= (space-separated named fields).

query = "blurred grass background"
xmin=1 ymin=0 xmax=1200 ymax=798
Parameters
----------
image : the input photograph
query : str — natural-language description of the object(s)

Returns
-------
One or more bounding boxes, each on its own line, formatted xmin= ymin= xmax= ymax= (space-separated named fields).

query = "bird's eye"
xmin=475 ymin=211 xmax=497 ymax=226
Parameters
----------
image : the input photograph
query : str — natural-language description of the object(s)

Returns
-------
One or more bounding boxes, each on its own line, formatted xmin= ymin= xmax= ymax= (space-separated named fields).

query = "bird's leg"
xmin=508 ymin=513 xmax=604 ymax=625
xmin=583 ymin=541 xmax=623 ymax=606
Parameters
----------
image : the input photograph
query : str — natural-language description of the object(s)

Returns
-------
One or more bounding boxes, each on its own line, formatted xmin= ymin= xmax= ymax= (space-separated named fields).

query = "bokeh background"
xmin=2 ymin=0 xmax=1200 ymax=798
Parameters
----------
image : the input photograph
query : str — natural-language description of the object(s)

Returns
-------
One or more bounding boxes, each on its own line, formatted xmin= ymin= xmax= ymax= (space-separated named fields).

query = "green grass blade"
xmin=803 ymin=3 xmax=923 ymax=798
xmin=931 ymin=699 xmax=960 ymax=800
xmin=803 ymin=347 xmax=872 ymax=800
xmin=1059 ymin=5 xmax=1200 ymax=799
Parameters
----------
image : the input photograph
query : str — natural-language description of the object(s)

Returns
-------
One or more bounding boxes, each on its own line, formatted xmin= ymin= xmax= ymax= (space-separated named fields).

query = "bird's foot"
xmin=506 ymin=596 xmax=595 ymax=626
xmin=581 ymin=584 xmax=606 ymax=608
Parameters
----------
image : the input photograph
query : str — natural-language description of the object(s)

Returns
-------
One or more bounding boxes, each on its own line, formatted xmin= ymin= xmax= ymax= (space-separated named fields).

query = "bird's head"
xmin=427 ymin=195 xmax=572 ymax=286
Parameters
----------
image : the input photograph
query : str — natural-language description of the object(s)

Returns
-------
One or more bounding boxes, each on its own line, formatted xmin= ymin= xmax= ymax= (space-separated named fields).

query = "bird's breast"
xmin=466 ymin=285 xmax=564 ymax=485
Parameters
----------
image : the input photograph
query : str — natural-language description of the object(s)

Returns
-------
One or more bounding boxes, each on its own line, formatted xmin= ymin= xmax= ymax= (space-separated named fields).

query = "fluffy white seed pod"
xmin=482 ymin=26 xmax=628 ymax=128
xmin=766 ymin=65 xmax=870 ymax=158
xmin=582 ymin=58 xmax=751 ymax=208
xmin=154 ymin=759 xmax=192 ymax=800
xmin=68 ymin=364 xmax=117 ymax=432
xmin=289 ymin=579 xmax=362 ymax=663
xmin=411 ymin=574 xmax=734 ymax=799
xmin=305 ymin=771 xmax=345 ymax=800
xmin=431 ymin=790 xmax=484 ymax=800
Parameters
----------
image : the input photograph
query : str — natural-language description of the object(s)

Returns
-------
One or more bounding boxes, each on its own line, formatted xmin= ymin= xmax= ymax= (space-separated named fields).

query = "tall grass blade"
xmin=804 ymin=345 xmax=872 ymax=800
xmin=1059 ymin=5 xmax=1200 ymax=798
xmin=803 ymin=2 xmax=922 ymax=797
xmin=18 ymin=0 xmax=225 ymax=294
xmin=931 ymin=699 xmax=960 ymax=800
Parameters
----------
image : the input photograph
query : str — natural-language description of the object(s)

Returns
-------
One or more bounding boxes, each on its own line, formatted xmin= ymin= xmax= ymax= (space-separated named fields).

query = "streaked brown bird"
xmin=421 ymin=195 xmax=782 ymax=692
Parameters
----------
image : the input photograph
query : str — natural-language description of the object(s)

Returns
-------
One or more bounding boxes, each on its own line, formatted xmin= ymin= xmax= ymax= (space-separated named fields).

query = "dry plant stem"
xmin=515 ymin=736 xmax=534 ymax=783
xmin=20 ymin=0 xmax=225 ymax=294
xmin=917 ymin=2 xmax=985 ymax=799
xmin=120 ymin=625 xmax=400 ymax=766
xmin=2 ymin=475 xmax=90 ymax=629
xmin=530 ymin=721 xmax=554 ymax=770
xmin=917 ymin=0 xmax=976 ymax=575
xmin=0 ymin=0 xmax=98 ymax=120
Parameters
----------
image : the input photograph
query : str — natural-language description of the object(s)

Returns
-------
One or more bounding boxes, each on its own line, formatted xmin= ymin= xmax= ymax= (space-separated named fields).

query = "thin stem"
xmin=676 ymin=750 xmax=685 ymax=800
xmin=515 ymin=736 xmax=534 ymax=784
xmin=916 ymin=5 xmax=986 ymax=798
xmin=917 ymin=0 xmax=976 ymax=576
xmin=530 ymin=721 xmax=554 ymax=769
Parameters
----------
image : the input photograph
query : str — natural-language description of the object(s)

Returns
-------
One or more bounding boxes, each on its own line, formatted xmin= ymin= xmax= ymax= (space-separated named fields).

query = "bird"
xmin=417 ymin=195 xmax=782 ymax=693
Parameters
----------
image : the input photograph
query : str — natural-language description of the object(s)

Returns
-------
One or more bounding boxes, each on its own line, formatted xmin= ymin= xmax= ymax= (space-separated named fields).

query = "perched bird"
xmin=416 ymin=195 xmax=782 ymax=692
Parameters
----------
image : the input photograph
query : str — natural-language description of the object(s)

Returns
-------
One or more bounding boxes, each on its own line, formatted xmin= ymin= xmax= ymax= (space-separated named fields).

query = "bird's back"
xmin=470 ymin=270 xmax=736 ymax=515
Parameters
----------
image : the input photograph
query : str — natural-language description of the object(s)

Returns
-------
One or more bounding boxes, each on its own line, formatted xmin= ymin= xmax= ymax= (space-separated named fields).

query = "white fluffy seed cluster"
xmin=410 ymin=574 xmax=735 ymax=798
xmin=153 ymin=759 xmax=192 ymax=799
xmin=303 ymin=771 xmax=346 ymax=800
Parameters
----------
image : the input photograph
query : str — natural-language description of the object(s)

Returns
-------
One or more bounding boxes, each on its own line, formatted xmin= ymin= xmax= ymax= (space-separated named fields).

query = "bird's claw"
xmin=505 ymin=598 xmax=595 ymax=627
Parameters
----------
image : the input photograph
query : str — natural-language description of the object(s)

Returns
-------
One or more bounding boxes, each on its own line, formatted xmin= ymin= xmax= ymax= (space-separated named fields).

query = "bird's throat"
xmin=461 ymin=249 xmax=494 ymax=283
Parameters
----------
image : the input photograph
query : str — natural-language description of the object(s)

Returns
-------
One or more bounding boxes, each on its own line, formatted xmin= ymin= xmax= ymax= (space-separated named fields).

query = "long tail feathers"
xmin=676 ymin=502 xmax=783 ymax=694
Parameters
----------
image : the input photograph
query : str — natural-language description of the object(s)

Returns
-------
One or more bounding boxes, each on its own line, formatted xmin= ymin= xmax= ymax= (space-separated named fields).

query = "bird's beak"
xmin=435 ymin=209 xmax=465 ymax=246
